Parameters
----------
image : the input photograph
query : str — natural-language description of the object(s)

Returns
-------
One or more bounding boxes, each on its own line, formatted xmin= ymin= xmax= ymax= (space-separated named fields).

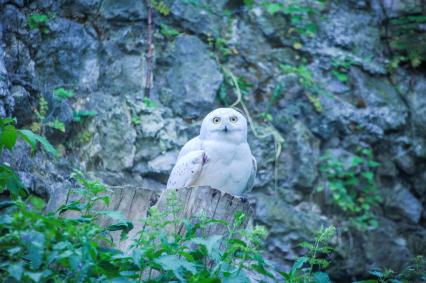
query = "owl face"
xmin=200 ymin=108 xmax=248 ymax=143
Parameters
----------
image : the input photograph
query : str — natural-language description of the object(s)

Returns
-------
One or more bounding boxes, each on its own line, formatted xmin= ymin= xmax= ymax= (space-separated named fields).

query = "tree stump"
xmin=156 ymin=186 xmax=254 ymax=236
xmin=49 ymin=185 xmax=254 ymax=251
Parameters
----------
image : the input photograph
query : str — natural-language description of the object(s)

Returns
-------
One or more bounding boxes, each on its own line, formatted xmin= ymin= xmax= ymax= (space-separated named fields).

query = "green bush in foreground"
xmin=0 ymin=170 xmax=336 ymax=282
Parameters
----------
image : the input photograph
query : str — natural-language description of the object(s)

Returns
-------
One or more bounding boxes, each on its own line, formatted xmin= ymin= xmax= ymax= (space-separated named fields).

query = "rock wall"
xmin=1 ymin=0 xmax=425 ymax=280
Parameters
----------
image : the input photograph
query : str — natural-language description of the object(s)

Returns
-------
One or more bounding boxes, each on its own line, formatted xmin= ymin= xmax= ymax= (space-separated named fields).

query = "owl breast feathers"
xmin=167 ymin=108 xmax=257 ymax=196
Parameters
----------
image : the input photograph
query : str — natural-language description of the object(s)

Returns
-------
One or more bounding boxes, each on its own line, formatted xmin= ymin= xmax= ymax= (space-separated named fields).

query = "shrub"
xmin=318 ymin=148 xmax=382 ymax=230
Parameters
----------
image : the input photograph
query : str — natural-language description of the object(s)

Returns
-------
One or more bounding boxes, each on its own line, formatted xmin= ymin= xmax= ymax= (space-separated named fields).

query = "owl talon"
xmin=202 ymin=153 xmax=208 ymax=165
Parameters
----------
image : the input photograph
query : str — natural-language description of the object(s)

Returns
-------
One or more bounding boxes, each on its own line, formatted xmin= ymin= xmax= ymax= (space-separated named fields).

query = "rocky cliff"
xmin=1 ymin=0 xmax=425 ymax=280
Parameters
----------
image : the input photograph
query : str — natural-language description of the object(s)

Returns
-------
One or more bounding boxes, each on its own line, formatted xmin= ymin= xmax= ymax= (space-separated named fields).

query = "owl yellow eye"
xmin=212 ymin=117 xmax=221 ymax=124
xmin=230 ymin=116 xmax=238 ymax=123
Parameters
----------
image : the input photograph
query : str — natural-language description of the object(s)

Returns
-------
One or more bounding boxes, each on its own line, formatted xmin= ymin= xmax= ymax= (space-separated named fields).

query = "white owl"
xmin=167 ymin=108 xmax=257 ymax=196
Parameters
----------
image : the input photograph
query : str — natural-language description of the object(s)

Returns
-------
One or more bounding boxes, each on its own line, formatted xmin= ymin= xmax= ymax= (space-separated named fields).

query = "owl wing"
xmin=243 ymin=156 xmax=257 ymax=194
xmin=177 ymin=136 xmax=202 ymax=159
xmin=166 ymin=149 xmax=207 ymax=189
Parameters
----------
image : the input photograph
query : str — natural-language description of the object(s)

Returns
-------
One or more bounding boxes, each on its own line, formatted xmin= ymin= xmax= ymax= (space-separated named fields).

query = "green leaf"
xmin=265 ymin=3 xmax=282 ymax=14
xmin=291 ymin=256 xmax=308 ymax=275
xmin=0 ymin=164 xmax=26 ymax=197
xmin=57 ymin=200 xmax=84 ymax=213
xmin=47 ymin=119 xmax=65 ymax=133
xmin=223 ymin=269 xmax=250 ymax=283
xmin=107 ymin=221 xmax=134 ymax=233
xmin=314 ymin=272 xmax=331 ymax=283
xmin=155 ymin=254 xmax=197 ymax=281
xmin=21 ymin=231 xmax=45 ymax=270
xmin=73 ymin=111 xmax=97 ymax=123
xmin=53 ymin=87 xmax=75 ymax=99
xmin=192 ymin=235 xmax=223 ymax=261
xmin=18 ymin=129 xmax=58 ymax=157
xmin=1 ymin=125 xmax=17 ymax=150
xmin=27 ymin=272 xmax=44 ymax=282
xmin=7 ymin=262 xmax=24 ymax=281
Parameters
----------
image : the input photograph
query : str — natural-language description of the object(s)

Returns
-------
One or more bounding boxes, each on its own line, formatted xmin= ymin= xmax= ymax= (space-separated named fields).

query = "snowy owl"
xmin=167 ymin=108 xmax=257 ymax=196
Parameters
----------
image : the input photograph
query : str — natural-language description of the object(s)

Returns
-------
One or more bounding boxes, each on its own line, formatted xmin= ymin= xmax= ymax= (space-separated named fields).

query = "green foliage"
xmin=331 ymin=58 xmax=353 ymax=83
xmin=0 ymin=117 xmax=57 ymax=198
xmin=387 ymin=15 xmax=426 ymax=69
xmin=35 ymin=96 xmax=48 ymax=122
xmin=131 ymin=115 xmax=141 ymax=125
xmin=160 ymin=24 xmax=180 ymax=38
xmin=318 ymin=148 xmax=382 ymax=230
xmin=219 ymin=71 xmax=253 ymax=106
xmin=75 ymin=130 xmax=93 ymax=145
xmin=259 ymin=112 xmax=273 ymax=122
xmin=0 ymin=173 xmax=133 ymax=282
xmin=46 ymin=119 xmax=65 ymax=133
xmin=0 ymin=178 xmax=282 ymax=282
xmin=143 ymin=96 xmax=156 ymax=108
xmin=27 ymin=13 xmax=49 ymax=33
xmin=280 ymin=225 xmax=335 ymax=283
xmin=281 ymin=64 xmax=326 ymax=112
xmin=73 ymin=110 xmax=97 ymax=123
xmin=131 ymin=191 xmax=274 ymax=282
xmin=53 ymin=88 xmax=75 ymax=100
xmin=151 ymin=0 xmax=170 ymax=16
xmin=208 ymin=35 xmax=236 ymax=61
xmin=260 ymin=0 xmax=325 ymax=39
xmin=356 ymin=256 xmax=425 ymax=283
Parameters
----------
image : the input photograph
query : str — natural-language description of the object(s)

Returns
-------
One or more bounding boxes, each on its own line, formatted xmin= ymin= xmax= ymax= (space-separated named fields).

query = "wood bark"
xmin=50 ymin=186 xmax=253 ymax=251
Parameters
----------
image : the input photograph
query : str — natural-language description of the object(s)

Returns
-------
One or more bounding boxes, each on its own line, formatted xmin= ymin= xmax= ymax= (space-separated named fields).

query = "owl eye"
xmin=212 ymin=117 xmax=221 ymax=124
xmin=230 ymin=116 xmax=238 ymax=123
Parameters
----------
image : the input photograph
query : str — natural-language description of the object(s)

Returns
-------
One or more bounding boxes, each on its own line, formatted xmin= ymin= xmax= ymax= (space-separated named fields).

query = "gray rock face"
xmin=34 ymin=18 xmax=99 ymax=90
xmin=11 ymin=85 xmax=32 ymax=126
xmin=99 ymin=0 xmax=146 ymax=20
xmin=381 ymin=0 xmax=424 ymax=18
xmin=279 ymin=121 xmax=320 ymax=190
xmin=407 ymin=74 xmax=426 ymax=137
xmin=90 ymin=103 xmax=136 ymax=171
xmin=384 ymin=182 xmax=423 ymax=223
xmin=158 ymin=35 xmax=223 ymax=118
xmin=170 ymin=0 xmax=227 ymax=36
xmin=1 ymin=0 xmax=426 ymax=280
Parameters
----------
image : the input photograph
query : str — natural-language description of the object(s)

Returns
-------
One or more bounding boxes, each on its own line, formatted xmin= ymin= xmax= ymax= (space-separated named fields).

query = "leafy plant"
xmin=0 ymin=172 xmax=132 ymax=282
xmin=34 ymin=96 xmax=48 ymax=122
xmin=151 ymin=0 xmax=170 ymax=16
xmin=46 ymin=119 xmax=65 ymax=133
xmin=260 ymin=0 xmax=324 ymax=39
xmin=73 ymin=111 xmax=97 ymax=123
xmin=281 ymin=64 xmax=327 ymax=112
xmin=280 ymin=225 xmax=335 ymax=283
xmin=259 ymin=112 xmax=273 ymax=122
xmin=160 ymin=24 xmax=180 ymax=38
xmin=0 ymin=117 xmax=57 ymax=198
xmin=131 ymin=115 xmax=141 ymax=125
xmin=331 ymin=58 xmax=353 ymax=83
xmin=355 ymin=256 xmax=425 ymax=283
xmin=27 ymin=13 xmax=49 ymax=33
xmin=318 ymin=148 xmax=382 ymax=230
xmin=143 ymin=96 xmax=156 ymax=108
xmin=53 ymin=88 xmax=75 ymax=100
xmin=131 ymin=190 xmax=275 ymax=282
xmin=387 ymin=15 xmax=426 ymax=69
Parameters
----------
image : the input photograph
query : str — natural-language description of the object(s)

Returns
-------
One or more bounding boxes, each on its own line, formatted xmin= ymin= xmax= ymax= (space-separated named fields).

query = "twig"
xmin=144 ymin=0 xmax=154 ymax=97
xmin=223 ymin=67 xmax=285 ymax=195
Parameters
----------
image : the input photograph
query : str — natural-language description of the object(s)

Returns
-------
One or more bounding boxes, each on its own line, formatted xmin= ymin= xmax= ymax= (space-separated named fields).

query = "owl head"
xmin=200 ymin=108 xmax=248 ymax=143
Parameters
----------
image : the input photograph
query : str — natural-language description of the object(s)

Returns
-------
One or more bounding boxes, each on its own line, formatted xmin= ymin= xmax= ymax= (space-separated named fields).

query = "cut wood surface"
xmin=49 ymin=185 xmax=254 ymax=251
xmin=156 ymin=186 xmax=254 ymax=236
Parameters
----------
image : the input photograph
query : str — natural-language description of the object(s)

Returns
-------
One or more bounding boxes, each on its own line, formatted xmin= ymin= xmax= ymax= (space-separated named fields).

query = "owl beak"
xmin=224 ymin=126 xmax=228 ymax=132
